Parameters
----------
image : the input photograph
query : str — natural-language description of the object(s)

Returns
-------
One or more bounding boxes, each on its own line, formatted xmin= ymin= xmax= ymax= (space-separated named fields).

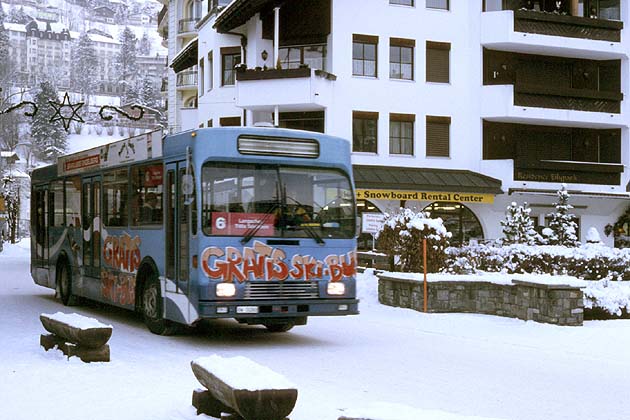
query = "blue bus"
xmin=31 ymin=128 xmax=359 ymax=334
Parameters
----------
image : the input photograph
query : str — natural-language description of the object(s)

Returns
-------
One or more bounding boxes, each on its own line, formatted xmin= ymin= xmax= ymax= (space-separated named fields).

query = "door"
xmin=82 ymin=176 xmax=102 ymax=278
xmin=164 ymin=161 xmax=191 ymax=295
xmin=33 ymin=187 xmax=49 ymax=266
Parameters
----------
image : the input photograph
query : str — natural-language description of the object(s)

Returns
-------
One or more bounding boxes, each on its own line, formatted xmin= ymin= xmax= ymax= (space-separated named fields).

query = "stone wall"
xmin=377 ymin=275 xmax=584 ymax=326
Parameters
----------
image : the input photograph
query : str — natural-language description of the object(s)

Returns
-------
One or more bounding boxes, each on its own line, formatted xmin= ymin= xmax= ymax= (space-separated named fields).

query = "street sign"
xmin=361 ymin=213 xmax=385 ymax=234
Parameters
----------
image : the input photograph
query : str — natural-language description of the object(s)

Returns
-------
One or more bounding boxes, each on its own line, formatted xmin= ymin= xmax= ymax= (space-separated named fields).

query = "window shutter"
xmin=426 ymin=116 xmax=450 ymax=157
xmin=426 ymin=41 xmax=450 ymax=83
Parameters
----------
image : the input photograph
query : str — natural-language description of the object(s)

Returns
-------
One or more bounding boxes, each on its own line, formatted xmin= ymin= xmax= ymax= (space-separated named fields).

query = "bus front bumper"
xmin=198 ymin=298 xmax=359 ymax=319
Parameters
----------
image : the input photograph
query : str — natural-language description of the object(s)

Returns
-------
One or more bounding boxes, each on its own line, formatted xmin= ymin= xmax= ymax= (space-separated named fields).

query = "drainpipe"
xmin=274 ymin=6 xmax=280 ymax=68
xmin=570 ymin=0 xmax=578 ymax=16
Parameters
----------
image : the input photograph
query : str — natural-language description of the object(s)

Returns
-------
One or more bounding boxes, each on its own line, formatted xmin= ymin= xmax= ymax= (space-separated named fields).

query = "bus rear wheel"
xmin=58 ymin=262 xmax=76 ymax=306
xmin=141 ymin=276 xmax=178 ymax=336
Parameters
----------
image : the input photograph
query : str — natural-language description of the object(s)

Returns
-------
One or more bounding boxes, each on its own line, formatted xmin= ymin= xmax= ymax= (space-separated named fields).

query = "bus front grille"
xmin=244 ymin=282 xmax=320 ymax=300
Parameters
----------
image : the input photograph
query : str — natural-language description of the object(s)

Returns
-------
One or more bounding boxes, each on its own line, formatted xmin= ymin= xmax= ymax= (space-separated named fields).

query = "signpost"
xmin=361 ymin=213 xmax=385 ymax=251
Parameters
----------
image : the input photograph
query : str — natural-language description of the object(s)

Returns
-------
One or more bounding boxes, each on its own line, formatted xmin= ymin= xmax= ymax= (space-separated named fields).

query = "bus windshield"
xmin=202 ymin=163 xmax=355 ymax=239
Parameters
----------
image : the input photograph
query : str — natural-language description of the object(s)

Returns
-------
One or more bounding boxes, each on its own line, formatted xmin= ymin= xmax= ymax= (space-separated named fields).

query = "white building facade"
xmin=160 ymin=0 xmax=630 ymax=247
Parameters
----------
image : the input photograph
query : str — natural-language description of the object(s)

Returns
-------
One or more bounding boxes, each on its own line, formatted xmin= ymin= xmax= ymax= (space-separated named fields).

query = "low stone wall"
xmin=377 ymin=274 xmax=584 ymax=326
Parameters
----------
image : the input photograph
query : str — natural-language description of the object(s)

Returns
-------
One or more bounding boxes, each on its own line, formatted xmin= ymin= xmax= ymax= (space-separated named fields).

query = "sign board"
xmin=362 ymin=213 xmax=385 ymax=234
xmin=58 ymin=129 xmax=163 ymax=176
xmin=356 ymin=189 xmax=495 ymax=204
xmin=211 ymin=212 xmax=276 ymax=237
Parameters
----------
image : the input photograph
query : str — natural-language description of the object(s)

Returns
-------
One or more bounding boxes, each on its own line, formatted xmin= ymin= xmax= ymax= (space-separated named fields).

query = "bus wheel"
xmin=141 ymin=276 xmax=178 ymax=336
xmin=263 ymin=322 xmax=295 ymax=333
xmin=58 ymin=262 xmax=76 ymax=306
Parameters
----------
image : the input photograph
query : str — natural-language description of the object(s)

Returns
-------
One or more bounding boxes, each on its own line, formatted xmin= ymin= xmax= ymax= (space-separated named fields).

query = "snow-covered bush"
xmin=500 ymin=202 xmax=540 ymax=245
xmin=446 ymin=243 xmax=630 ymax=280
xmin=106 ymin=125 xmax=115 ymax=136
xmin=547 ymin=184 xmax=579 ymax=247
xmin=94 ymin=124 xmax=103 ymax=135
xmin=376 ymin=208 xmax=451 ymax=273
xmin=583 ymin=279 xmax=630 ymax=316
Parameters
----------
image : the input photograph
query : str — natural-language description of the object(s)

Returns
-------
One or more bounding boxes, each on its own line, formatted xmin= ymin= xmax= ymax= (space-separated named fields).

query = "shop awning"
xmin=170 ymin=37 xmax=198 ymax=73
xmin=353 ymin=165 xmax=503 ymax=195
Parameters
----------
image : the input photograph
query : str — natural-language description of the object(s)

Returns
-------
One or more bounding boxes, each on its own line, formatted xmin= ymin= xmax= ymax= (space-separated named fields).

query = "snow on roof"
xmin=192 ymin=355 xmax=296 ymax=391
xmin=4 ymin=23 xmax=27 ymax=33
xmin=0 ymin=151 xmax=18 ymax=158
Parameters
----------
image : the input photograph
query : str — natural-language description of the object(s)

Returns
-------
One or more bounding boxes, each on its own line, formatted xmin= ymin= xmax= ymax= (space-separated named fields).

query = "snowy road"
xmin=1 ymin=240 xmax=629 ymax=420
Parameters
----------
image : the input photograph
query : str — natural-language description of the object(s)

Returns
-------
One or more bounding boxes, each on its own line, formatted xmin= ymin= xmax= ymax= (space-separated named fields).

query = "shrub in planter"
xmin=376 ymin=208 xmax=451 ymax=273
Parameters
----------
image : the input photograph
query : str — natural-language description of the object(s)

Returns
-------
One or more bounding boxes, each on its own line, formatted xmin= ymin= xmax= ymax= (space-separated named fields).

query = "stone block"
xmin=40 ymin=334 xmax=110 ymax=363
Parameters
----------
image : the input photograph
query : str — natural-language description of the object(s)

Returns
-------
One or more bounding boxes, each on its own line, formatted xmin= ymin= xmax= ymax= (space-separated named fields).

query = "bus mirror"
xmin=182 ymin=174 xmax=194 ymax=195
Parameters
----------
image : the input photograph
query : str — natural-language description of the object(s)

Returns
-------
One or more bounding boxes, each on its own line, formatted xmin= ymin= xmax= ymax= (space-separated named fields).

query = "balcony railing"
xmin=513 ymin=9 xmax=623 ymax=42
xmin=514 ymin=84 xmax=622 ymax=113
xmin=178 ymin=18 xmax=199 ymax=34
xmin=176 ymin=70 xmax=198 ymax=88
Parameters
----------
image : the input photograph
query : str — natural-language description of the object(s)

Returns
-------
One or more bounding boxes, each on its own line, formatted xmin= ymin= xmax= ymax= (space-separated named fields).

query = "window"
xmin=426 ymin=0 xmax=449 ymax=10
xmin=199 ymin=57 xmax=204 ymax=92
xmin=207 ymin=119 xmax=213 ymax=127
xmin=353 ymin=34 xmax=378 ymax=77
xmin=51 ymin=180 xmax=64 ymax=227
xmin=390 ymin=38 xmax=414 ymax=80
xmin=279 ymin=44 xmax=327 ymax=70
xmin=426 ymin=41 xmax=450 ymax=83
xmin=221 ymin=47 xmax=241 ymax=86
xmin=207 ymin=51 xmax=213 ymax=91
xmin=423 ymin=202 xmax=483 ymax=245
xmin=104 ymin=168 xmax=128 ymax=227
xmin=65 ymin=178 xmax=81 ymax=227
xmin=426 ymin=116 xmax=450 ymax=157
xmin=131 ymin=164 xmax=164 ymax=226
xmin=353 ymin=111 xmax=378 ymax=153
xmin=389 ymin=113 xmax=415 ymax=155
xmin=220 ymin=116 xmax=241 ymax=127
xmin=390 ymin=0 xmax=414 ymax=5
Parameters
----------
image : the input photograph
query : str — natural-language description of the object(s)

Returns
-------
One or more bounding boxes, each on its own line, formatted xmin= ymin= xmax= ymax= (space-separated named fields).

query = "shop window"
xmin=423 ymin=202 xmax=484 ymax=245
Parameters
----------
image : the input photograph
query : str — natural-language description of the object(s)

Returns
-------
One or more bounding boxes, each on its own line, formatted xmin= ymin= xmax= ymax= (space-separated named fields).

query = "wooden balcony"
xmin=514 ymin=84 xmax=622 ymax=113
xmin=514 ymin=10 xmax=623 ymax=42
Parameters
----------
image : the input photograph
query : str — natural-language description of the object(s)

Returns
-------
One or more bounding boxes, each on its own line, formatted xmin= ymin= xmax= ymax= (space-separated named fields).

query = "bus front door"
xmin=32 ymin=186 xmax=50 ymax=287
xmin=164 ymin=162 xmax=193 ymax=323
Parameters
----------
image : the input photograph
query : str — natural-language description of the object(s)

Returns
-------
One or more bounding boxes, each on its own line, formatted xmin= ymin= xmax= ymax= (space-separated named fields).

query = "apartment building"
xmin=159 ymin=0 xmax=629 ymax=246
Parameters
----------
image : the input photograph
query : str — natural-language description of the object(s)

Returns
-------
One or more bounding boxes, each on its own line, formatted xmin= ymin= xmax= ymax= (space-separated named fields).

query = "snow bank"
xmin=192 ymin=355 xmax=296 ymax=391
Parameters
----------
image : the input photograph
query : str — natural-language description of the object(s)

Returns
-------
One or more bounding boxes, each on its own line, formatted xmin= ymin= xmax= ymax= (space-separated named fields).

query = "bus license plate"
xmin=236 ymin=306 xmax=259 ymax=314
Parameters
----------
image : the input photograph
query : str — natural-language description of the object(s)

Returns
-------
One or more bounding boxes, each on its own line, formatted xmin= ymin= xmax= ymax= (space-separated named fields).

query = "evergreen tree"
xmin=547 ymin=184 xmax=579 ymax=247
xmin=501 ymin=201 xmax=539 ymax=245
xmin=123 ymin=77 xmax=141 ymax=105
xmin=116 ymin=27 xmax=138 ymax=98
xmin=71 ymin=32 xmax=98 ymax=102
xmin=139 ymin=32 xmax=151 ymax=56
xmin=30 ymin=81 xmax=67 ymax=162
xmin=140 ymin=75 xmax=159 ymax=108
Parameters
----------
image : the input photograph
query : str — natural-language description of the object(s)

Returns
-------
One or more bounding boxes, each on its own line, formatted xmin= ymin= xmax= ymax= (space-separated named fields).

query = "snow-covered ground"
xmin=1 ymin=240 xmax=630 ymax=420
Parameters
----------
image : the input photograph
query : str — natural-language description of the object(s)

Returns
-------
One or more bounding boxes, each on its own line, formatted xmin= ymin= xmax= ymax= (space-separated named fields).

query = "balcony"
xmin=178 ymin=18 xmax=199 ymax=35
xmin=235 ymin=67 xmax=336 ymax=111
xmin=481 ymin=10 xmax=625 ymax=60
xmin=176 ymin=70 xmax=197 ymax=90
xmin=481 ymin=85 xmax=625 ymax=128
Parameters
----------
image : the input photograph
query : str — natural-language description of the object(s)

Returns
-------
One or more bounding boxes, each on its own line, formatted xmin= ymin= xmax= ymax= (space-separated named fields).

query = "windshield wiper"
xmin=286 ymin=197 xmax=325 ymax=245
xmin=240 ymin=202 xmax=279 ymax=245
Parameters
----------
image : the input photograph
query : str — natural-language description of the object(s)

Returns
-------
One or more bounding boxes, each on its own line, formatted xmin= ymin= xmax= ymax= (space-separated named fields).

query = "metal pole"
xmin=274 ymin=7 xmax=280 ymax=68
xmin=423 ymin=238 xmax=427 ymax=313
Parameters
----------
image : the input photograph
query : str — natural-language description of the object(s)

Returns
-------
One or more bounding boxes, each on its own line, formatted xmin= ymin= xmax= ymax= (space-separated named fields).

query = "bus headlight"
xmin=216 ymin=283 xmax=236 ymax=297
xmin=327 ymin=282 xmax=345 ymax=296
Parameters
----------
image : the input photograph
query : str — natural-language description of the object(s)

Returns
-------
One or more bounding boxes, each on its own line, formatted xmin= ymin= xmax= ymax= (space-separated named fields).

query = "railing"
xmin=514 ymin=84 xmax=622 ymax=113
xmin=513 ymin=9 xmax=623 ymax=42
xmin=176 ymin=70 xmax=198 ymax=87
xmin=178 ymin=18 xmax=199 ymax=34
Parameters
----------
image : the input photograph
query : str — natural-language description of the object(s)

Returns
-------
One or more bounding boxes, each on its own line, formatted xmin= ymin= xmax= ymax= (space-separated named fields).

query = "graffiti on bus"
xmin=201 ymin=240 xmax=356 ymax=283
xmin=103 ymin=232 xmax=142 ymax=273
xmin=101 ymin=270 xmax=136 ymax=305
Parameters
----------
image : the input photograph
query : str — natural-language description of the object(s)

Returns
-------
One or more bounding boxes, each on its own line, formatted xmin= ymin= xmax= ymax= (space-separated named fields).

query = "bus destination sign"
xmin=58 ymin=129 xmax=163 ymax=176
